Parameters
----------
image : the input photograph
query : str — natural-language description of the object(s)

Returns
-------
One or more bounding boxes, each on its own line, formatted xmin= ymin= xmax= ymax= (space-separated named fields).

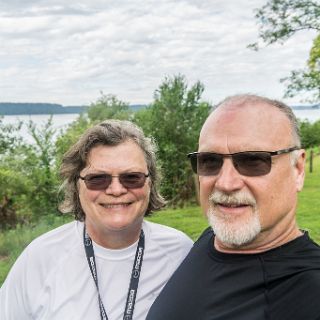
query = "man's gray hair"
xmin=59 ymin=119 xmax=165 ymax=220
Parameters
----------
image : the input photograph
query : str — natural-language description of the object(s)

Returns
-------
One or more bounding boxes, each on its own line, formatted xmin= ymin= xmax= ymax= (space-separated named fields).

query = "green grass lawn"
xmin=147 ymin=206 xmax=209 ymax=241
xmin=296 ymin=151 xmax=320 ymax=242
xmin=1 ymin=154 xmax=319 ymax=286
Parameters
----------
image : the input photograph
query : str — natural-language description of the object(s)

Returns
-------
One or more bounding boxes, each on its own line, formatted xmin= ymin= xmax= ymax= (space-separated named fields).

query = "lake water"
xmin=292 ymin=108 xmax=320 ymax=122
xmin=1 ymin=113 xmax=80 ymax=144
xmin=1 ymin=109 xmax=320 ymax=144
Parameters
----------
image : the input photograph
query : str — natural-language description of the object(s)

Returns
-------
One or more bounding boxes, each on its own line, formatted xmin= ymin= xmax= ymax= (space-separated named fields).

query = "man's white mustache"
xmin=209 ymin=190 xmax=257 ymax=207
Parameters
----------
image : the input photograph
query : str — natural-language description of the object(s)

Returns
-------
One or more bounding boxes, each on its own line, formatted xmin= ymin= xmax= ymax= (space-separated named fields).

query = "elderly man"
xmin=146 ymin=94 xmax=320 ymax=320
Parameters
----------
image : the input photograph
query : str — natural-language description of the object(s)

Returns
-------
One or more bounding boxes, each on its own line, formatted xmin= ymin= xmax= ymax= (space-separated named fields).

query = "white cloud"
xmin=0 ymin=0 xmax=316 ymax=106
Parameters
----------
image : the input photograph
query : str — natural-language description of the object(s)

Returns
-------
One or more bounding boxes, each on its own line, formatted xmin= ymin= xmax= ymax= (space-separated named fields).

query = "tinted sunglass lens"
xmin=85 ymin=174 xmax=111 ymax=190
xmin=189 ymin=154 xmax=198 ymax=174
xmin=233 ymin=152 xmax=271 ymax=176
xmin=196 ymin=153 xmax=223 ymax=176
xmin=82 ymin=173 xmax=147 ymax=190
xmin=120 ymin=173 xmax=146 ymax=188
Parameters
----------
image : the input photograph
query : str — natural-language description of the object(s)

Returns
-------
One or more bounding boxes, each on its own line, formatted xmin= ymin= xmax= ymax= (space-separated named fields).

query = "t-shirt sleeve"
xmin=177 ymin=233 xmax=194 ymax=261
xmin=0 ymin=248 xmax=33 ymax=320
xmin=146 ymin=221 xmax=194 ymax=266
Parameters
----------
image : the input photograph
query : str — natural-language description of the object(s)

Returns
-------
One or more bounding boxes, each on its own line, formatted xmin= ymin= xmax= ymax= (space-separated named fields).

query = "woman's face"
xmin=78 ymin=140 xmax=150 ymax=245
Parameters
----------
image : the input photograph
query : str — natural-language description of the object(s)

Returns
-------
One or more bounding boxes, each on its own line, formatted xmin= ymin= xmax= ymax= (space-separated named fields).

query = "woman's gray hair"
xmin=59 ymin=119 xmax=165 ymax=220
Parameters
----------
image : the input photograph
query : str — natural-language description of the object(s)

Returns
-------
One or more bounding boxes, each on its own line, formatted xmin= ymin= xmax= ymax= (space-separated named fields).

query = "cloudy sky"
xmin=0 ymin=0 xmax=316 ymax=107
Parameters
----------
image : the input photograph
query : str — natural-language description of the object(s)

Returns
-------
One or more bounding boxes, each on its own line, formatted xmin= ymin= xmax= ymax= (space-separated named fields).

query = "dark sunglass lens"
xmin=234 ymin=152 xmax=271 ymax=176
xmin=196 ymin=153 xmax=223 ymax=176
xmin=120 ymin=173 xmax=146 ymax=188
xmin=85 ymin=174 xmax=111 ymax=190
xmin=189 ymin=154 xmax=198 ymax=174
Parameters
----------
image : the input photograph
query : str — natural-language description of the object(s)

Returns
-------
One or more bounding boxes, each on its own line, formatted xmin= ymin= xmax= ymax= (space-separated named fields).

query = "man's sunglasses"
xmin=79 ymin=172 xmax=149 ymax=190
xmin=187 ymin=147 xmax=299 ymax=177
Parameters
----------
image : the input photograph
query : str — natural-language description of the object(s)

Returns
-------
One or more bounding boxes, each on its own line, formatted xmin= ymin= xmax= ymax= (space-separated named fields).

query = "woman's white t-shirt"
xmin=0 ymin=220 xmax=193 ymax=320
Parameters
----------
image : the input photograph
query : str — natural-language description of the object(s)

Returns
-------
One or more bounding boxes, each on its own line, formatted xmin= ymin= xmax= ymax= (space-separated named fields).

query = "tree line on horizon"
xmin=0 ymin=103 xmax=148 ymax=115
xmin=0 ymin=103 xmax=86 ymax=115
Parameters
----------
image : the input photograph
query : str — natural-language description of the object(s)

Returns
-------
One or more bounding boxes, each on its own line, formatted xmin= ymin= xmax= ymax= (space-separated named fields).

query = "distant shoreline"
xmin=0 ymin=102 xmax=146 ymax=115
xmin=0 ymin=102 xmax=86 ymax=116
xmin=1 ymin=112 xmax=84 ymax=116
xmin=292 ymin=106 xmax=320 ymax=110
xmin=1 ymin=113 xmax=81 ymax=116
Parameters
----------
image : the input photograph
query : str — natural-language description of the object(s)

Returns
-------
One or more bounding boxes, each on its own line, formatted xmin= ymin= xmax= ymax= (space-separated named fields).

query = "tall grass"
xmin=1 ymin=154 xmax=319 ymax=286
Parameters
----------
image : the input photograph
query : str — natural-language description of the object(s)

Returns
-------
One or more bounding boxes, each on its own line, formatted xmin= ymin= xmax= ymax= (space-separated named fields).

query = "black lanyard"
xmin=83 ymin=226 xmax=145 ymax=320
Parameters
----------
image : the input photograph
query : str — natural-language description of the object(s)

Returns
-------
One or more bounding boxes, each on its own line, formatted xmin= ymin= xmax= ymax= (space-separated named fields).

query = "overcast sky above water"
xmin=0 ymin=0 xmax=316 ymax=107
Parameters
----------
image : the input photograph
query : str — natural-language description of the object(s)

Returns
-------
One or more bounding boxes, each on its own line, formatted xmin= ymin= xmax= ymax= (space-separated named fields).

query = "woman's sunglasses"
xmin=187 ymin=147 xmax=299 ymax=177
xmin=79 ymin=172 xmax=149 ymax=190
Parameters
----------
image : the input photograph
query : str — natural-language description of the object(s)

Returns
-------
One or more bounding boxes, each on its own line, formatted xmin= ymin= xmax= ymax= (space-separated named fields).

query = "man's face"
xmin=198 ymin=102 xmax=305 ymax=250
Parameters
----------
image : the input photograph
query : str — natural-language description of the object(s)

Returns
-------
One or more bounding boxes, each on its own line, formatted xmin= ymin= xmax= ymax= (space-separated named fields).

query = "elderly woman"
xmin=0 ymin=120 xmax=193 ymax=320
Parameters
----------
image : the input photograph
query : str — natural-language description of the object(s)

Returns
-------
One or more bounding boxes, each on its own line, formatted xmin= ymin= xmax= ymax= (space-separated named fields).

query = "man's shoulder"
xmin=278 ymin=232 xmax=320 ymax=263
xmin=196 ymin=226 xmax=213 ymax=241
xmin=145 ymin=227 xmax=215 ymax=320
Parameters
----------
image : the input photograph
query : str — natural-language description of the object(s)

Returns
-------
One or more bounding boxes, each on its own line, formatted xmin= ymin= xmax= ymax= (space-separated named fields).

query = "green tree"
xmin=27 ymin=118 xmax=56 ymax=185
xmin=135 ymin=75 xmax=211 ymax=205
xmin=0 ymin=117 xmax=62 ymax=229
xmin=0 ymin=144 xmax=43 ymax=227
xmin=0 ymin=118 xmax=23 ymax=154
xmin=250 ymin=0 xmax=320 ymax=102
xmin=55 ymin=113 xmax=90 ymax=166
xmin=87 ymin=93 xmax=132 ymax=122
xmin=299 ymin=119 xmax=320 ymax=148
xmin=25 ymin=117 xmax=60 ymax=217
xmin=0 ymin=120 xmax=26 ymax=228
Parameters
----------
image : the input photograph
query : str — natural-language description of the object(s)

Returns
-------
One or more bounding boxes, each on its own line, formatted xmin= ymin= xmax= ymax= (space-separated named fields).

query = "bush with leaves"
xmin=87 ymin=93 xmax=133 ymax=122
xmin=299 ymin=119 xmax=320 ymax=148
xmin=0 ymin=118 xmax=23 ymax=154
xmin=0 ymin=117 xmax=62 ymax=229
xmin=25 ymin=118 xmax=60 ymax=219
xmin=55 ymin=113 xmax=90 ymax=166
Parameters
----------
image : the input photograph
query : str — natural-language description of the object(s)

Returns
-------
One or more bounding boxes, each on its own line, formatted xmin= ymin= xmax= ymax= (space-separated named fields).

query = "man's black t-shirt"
xmin=147 ymin=228 xmax=320 ymax=320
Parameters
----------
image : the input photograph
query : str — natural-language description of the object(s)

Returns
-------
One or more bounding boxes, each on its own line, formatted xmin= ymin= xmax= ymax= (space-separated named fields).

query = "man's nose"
xmin=214 ymin=158 xmax=245 ymax=193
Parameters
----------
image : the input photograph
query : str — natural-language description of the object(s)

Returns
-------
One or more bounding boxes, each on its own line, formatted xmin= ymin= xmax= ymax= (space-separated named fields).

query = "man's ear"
xmin=295 ymin=149 xmax=306 ymax=192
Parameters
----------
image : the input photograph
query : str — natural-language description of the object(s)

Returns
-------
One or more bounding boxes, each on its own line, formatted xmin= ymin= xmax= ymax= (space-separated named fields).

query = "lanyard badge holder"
xmin=83 ymin=226 xmax=145 ymax=320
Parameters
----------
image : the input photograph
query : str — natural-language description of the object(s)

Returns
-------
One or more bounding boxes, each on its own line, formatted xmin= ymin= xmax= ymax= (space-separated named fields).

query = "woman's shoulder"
xmin=144 ymin=220 xmax=192 ymax=241
xmin=20 ymin=220 xmax=83 ymax=266
xmin=143 ymin=220 xmax=193 ymax=255
xmin=1 ymin=221 xmax=85 ymax=317
xmin=29 ymin=221 xmax=81 ymax=249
